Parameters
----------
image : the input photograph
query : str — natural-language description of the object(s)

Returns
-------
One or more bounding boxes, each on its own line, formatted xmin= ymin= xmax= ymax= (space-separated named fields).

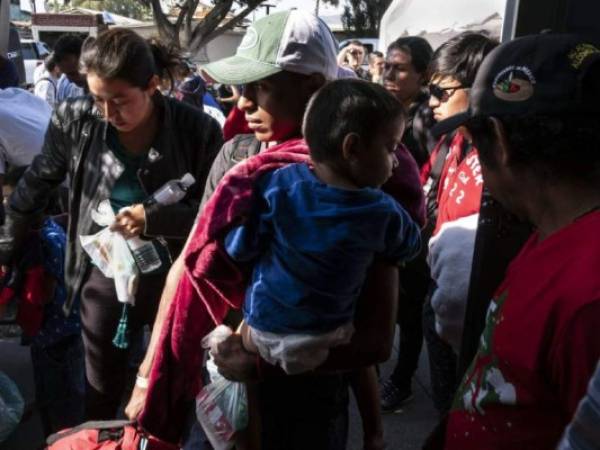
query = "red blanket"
xmin=139 ymin=138 xmax=310 ymax=442
xmin=139 ymin=139 xmax=426 ymax=443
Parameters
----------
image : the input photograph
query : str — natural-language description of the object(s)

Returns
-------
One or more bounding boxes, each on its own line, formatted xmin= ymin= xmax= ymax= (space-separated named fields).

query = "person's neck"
xmin=118 ymin=101 xmax=158 ymax=154
xmin=312 ymin=161 xmax=359 ymax=190
xmin=524 ymin=182 xmax=600 ymax=240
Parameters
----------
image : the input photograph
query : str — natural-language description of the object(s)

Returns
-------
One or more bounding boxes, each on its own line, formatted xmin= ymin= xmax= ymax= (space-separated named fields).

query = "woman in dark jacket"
xmin=0 ymin=28 xmax=223 ymax=420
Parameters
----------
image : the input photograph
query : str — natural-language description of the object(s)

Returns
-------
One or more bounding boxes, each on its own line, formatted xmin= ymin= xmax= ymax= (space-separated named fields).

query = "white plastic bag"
xmin=0 ymin=371 xmax=24 ymax=443
xmin=195 ymin=325 xmax=248 ymax=450
xmin=80 ymin=200 xmax=139 ymax=304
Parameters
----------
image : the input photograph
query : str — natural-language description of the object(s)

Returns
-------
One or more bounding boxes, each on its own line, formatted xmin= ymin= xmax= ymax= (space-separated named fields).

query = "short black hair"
xmin=347 ymin=40 xmax=365 ymax=48
xmin=368 ymin=51 xmax=384 ymax=64
xmin=303 ymin=79 xmax=404 ymax=164
xmin=429 ymin=32 xmax=498 ymax=86
xmin=53 ymin=34 xmax=84 ymax=63
xmin=387 ymin=36 xmax=433 ymax=75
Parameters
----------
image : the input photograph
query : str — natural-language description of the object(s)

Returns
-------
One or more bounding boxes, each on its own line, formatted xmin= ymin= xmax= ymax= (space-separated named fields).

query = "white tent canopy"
xmin=379 ymin=0 xmax=507 ymax=51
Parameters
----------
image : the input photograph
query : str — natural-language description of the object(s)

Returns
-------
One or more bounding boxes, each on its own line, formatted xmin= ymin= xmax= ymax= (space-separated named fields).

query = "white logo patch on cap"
xmin=238 ymin=27 xmax=259 ymax=51
xmin=492 ymin=66 xmax=536 ymax=102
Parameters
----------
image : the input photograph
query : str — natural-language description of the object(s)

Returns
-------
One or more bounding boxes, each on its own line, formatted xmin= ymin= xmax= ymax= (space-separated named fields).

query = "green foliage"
xmin=324 ymin=0 xmax=392 ymax=37
xmin=70 ymin=0 xmax=151 ymax=20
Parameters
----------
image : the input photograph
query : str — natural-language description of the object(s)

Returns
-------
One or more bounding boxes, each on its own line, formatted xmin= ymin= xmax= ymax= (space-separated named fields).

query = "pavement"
xmin=0 ymin=326 xmax=438 ymax=450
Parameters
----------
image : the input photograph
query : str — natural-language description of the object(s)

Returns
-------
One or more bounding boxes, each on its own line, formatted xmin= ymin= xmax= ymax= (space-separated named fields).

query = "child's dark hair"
xmin=303 ymin=79 xmax=404 ymax=163
xmin=80 ymin=28 xmax=181 ymax=90
xmin=429 ymin=32 xmax=499 ymax=86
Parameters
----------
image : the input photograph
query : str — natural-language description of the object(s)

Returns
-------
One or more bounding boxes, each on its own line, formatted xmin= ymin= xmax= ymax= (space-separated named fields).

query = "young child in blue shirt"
xmin=224 ymin=79 xmax=421 ymax=448
xmin=226 ymin=78 xmax=421 ymax=373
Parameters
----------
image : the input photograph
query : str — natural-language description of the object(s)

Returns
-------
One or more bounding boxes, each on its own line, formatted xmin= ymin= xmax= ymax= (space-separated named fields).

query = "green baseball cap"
xmin=201 ymin=10 xmax=339 ymax=85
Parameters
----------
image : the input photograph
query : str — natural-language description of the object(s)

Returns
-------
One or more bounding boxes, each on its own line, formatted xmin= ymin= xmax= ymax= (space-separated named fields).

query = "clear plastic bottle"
xmin=143 ymin=173 xmax=196 ymax=207
xmin=128 ymin=173 xmax=196 ymax=273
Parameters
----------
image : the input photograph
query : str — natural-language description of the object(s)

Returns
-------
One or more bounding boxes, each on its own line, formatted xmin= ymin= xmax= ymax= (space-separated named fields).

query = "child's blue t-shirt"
xmin=225 ymin=163 xmax=421 ymax=335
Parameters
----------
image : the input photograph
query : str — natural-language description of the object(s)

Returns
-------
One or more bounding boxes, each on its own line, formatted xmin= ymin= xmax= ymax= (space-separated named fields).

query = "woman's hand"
xmin=125 ymin=384 xmax=148 ymax=420
xmin=212 ymin=333 xmax=259 ymax=383
xmin=111 ymin=204 xmax=146 ymax=238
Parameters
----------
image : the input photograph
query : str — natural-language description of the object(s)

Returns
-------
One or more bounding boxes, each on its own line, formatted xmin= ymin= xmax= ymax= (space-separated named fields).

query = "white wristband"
xmin=136 ymin=374 xmax=149 ymax=389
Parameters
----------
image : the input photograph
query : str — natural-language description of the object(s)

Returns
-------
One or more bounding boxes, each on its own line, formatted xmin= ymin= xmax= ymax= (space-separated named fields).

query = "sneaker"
xmin=380 ymin=379 xmax=413 ymax=413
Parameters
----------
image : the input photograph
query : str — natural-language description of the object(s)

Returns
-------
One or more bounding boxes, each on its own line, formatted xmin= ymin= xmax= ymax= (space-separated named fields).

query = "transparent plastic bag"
xmin=80 ymin=200 xmax=139 ymax=304
xmin=0 ymin=371 xmax=24 ymax=443
xmin=195 ymin=326 xmax=248 ymax=450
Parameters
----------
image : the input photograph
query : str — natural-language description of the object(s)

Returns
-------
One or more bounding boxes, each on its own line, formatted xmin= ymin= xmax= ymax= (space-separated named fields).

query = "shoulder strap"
xmin=34 ymin=76 xmax=57 ymax=97
xmin=425 ymin=132 xmax=455 ymax=225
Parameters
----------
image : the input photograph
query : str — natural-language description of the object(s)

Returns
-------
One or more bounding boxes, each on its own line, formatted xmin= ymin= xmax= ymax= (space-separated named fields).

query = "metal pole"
xmin=0 ymin=0 xmax=9 ymax=56
xmin=315 ymin=0 xmax=320 ymax=16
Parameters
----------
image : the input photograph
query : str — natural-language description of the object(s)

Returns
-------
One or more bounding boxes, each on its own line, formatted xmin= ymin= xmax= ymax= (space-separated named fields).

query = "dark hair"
xmin=80 ymin=28 xmax=181 ymax=90
xmin=387 ymin=36 xmax=433 ymax=75
xmin=429 ymin=32 xmax=498 ymax=86
xmin=44 ymin=53 xmax=57 ymax=72
xmin=53 ymin=34 xmax=83 ymax=63
xmin=303 ymin=78 xmax=404 ymax=163
xmin=347 ymin=40 xmax=365 ymax=48
xmin=368 ymin=51 xmax=384 ymax=64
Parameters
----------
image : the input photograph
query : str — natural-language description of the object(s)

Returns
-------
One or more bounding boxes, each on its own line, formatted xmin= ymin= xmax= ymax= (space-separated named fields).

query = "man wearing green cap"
xmin=126 ymin=10 xmax=417 ymax=448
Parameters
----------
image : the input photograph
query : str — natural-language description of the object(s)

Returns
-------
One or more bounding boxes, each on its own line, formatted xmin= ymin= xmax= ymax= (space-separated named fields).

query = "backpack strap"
xmin=34 ymin=76 xmax=57 ymax=98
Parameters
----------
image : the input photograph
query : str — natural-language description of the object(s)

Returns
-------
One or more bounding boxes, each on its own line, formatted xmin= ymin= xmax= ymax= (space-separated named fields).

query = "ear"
xmin=489 ymin=117 xmax=512 ymax=167
xmin=341 ymin=132 xmax=361 ymax=161
xmin=145 ymin=74 xmax=160 ymax=96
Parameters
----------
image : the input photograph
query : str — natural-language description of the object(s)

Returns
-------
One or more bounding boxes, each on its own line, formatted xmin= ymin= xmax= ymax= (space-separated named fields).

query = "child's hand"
xmin=212 ymin=333 xmax=259 ymax=382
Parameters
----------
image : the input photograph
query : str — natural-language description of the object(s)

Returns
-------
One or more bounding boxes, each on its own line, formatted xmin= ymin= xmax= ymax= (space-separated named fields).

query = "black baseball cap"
xmin=432 ymin=33 xmax=600 ymax=137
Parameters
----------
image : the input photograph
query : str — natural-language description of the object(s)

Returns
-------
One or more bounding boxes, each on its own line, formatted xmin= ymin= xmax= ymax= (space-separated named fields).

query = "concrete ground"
xmin=0 ymin=327 xmax=438 ymax=449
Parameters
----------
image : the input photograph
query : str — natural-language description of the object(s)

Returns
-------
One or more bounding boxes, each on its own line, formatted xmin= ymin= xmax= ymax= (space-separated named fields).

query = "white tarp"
xmin=379 ymin=0 xmax=507 ymax=51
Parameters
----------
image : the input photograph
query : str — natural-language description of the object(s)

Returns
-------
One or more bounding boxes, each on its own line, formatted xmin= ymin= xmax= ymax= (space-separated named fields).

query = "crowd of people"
xmin=1 ymin=7 xmax=599 ymax=450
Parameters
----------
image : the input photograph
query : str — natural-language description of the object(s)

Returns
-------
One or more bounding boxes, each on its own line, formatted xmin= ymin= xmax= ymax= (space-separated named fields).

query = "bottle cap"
xmin=180 ymin=173 xmax=196 ymax=189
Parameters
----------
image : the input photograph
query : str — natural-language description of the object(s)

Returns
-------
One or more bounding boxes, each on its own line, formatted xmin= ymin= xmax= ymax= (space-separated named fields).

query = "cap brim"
xmin=201 ymin=55 xmax=282 ymax=85
xmin=431 ymin=111 xmax=471 ymax=139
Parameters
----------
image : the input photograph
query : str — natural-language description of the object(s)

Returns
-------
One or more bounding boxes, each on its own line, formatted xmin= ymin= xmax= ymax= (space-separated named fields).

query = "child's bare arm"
xmin=350 ymin=366 xmax=386 ymax=450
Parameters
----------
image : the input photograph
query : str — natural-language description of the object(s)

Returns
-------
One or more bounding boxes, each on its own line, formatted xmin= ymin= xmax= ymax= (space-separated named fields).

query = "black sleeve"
xmin=144 ymin=114 xmax=224 ymax=239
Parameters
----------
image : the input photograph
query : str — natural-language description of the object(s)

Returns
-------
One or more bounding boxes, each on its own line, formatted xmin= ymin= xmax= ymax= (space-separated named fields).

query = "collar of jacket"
xmin=98 ymin=91 xmax=170 ymax=163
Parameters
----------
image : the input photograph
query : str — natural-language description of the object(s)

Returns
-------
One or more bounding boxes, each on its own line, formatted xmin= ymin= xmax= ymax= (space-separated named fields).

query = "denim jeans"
xmin=30 ymin=334 xmax=86 ymax=436
xmin=422 ymin=297 xmax=458 ymax=414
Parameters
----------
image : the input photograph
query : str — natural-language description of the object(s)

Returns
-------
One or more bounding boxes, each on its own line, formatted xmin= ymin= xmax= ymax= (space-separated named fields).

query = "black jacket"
xmin=0 ymin=94 xmax=223 ymax=313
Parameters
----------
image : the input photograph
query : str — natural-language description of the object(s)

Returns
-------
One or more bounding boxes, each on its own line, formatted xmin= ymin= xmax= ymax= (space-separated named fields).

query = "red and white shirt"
xmin=432 ymin=132 xmax=483 ymax=235
xmin=446 ymin=211 xmax=600 ymax=450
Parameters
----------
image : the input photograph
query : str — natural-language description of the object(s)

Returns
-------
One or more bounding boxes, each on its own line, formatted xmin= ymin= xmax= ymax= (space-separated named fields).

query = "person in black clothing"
xmin=0 ymin=55 xmax=19 ymax=88
xmin=0 ymin=28 xmax=223 ymax=420
xmin=383 ymin=36 xmax=436 ymax=168
xmin=379 ymin=35 xmax=436 ymax=414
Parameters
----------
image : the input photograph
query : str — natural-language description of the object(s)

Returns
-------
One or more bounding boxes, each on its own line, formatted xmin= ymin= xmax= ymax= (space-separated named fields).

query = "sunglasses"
xmin=429 ymin=83 xmax=468 ymax=101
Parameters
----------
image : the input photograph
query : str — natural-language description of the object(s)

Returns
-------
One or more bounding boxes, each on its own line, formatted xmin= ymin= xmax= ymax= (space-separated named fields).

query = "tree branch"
xmin=189 ymin=0 xmax=234 ymax=43
xmin=189 ymin=0 xmax=264 ymax=51
xmin=148 ymin=0 xmax=175 ymax=34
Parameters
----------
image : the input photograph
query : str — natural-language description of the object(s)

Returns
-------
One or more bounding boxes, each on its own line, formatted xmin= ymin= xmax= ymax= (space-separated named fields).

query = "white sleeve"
xmin=427 ymin=213 xmax=479 ymax=352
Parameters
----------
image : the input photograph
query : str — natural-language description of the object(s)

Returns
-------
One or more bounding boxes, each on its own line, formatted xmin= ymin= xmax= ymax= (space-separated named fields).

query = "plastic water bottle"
xmin=143 ymin=173 xmax=196 ymax=207
xmin=128 ymin=173 xmax=196 ymax=273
